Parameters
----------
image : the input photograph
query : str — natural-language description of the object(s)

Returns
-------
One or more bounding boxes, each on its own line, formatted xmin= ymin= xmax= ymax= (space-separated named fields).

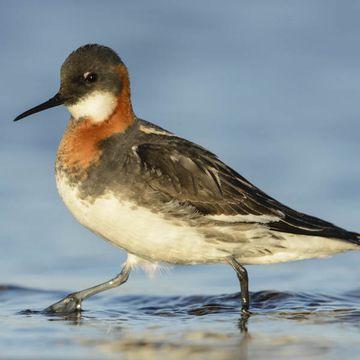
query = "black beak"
xmin=14 ymin=93 xmax=65 ymax=121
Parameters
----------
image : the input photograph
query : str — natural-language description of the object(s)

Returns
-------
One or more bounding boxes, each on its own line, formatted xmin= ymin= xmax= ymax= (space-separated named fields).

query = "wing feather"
xmin=133 ymin=128 xmax=359 ymax=244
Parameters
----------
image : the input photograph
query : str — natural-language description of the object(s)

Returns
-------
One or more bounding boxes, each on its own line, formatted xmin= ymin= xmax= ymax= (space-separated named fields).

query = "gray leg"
xmin=227 ymin=257 xmax=250 ymax=314
xmin=45 ymin=263 xmax=131 ymax=314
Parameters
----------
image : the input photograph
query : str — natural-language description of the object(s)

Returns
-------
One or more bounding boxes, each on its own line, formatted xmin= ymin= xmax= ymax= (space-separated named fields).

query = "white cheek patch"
xmin=67 ymin=91 xmax=117 ymax=122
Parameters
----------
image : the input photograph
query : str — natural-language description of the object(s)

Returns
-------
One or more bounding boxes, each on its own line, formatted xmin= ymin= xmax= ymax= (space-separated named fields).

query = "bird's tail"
xmin=338 ymin=230 xmax=360 ymax=246
xmin=356 ymin=234 xmax=360 ymax=246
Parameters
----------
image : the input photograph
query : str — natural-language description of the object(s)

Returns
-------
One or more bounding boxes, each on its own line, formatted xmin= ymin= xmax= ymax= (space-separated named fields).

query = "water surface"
xmin=1 ymin=284 xmax=359 ymax=359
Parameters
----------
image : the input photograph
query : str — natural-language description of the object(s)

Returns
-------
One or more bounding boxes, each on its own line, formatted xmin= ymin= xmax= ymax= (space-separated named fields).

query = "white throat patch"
xmin=67 ymin=91 xmax=117 ymax=122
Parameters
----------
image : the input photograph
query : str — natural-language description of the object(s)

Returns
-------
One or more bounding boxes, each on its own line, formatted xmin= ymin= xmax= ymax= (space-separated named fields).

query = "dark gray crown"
xmin=60 ymin=44 xmax=125 ymax=105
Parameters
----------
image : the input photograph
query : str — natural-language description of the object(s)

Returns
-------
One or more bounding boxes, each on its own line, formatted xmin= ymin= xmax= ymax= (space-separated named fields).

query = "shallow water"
xmin=1 ymin=284 xmax=359 ymax=359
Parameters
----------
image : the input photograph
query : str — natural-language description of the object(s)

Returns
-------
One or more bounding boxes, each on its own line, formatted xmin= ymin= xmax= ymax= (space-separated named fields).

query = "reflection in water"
xmin=1 ymin=285 xmax=359 ymax=359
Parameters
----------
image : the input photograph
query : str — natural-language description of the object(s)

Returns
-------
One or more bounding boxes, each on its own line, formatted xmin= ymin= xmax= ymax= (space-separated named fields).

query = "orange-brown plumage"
xmin=57 ymin=64 xmax=134 ymax=172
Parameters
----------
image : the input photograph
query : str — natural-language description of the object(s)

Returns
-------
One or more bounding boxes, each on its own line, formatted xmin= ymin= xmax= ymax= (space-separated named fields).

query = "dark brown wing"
xmin=135 ymin=140 xmax=282 ymax=218
xmin=134 ymin=131 xmax=359 ymax=245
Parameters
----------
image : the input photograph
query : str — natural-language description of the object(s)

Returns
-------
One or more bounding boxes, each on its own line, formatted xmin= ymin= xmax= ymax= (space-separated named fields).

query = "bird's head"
xmin=14 ymin=44 xmax=132 ymax=123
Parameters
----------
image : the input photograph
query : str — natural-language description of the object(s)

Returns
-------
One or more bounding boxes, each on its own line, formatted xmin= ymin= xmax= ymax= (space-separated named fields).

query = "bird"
xmin=14 ymin=44 xmax=359 ymax=315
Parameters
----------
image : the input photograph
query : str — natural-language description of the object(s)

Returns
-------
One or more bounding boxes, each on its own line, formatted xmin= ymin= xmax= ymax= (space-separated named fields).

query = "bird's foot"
xmin=239 ymin=307 xmax=251 ymax=333
xmin=44 ymin=294 xmax=82 ymax=315
xmin=241 ymin=307 xmax=252 ymax=317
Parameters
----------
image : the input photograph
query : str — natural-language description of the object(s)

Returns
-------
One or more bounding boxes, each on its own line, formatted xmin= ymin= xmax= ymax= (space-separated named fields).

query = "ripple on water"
xmin=0 ymin=284 xmax=358 ymax=324
xmin=1 ymin=285 xmax=359 ymax=359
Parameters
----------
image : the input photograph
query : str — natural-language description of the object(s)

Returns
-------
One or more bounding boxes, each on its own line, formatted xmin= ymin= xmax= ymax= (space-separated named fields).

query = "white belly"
xmin=55 ymin=173 xmax=227 ymax=264
xmin=55 ymin=173 xmax=358 ymax=267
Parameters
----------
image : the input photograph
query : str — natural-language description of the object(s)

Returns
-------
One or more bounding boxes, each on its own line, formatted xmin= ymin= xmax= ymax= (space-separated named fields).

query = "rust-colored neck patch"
xmin=57 ymin=64 xmax=135 ymax=174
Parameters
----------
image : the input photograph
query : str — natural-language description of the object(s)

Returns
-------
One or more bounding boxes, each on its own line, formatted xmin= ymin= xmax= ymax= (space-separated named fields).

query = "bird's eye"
xmin=83 ymin=72 xmax=97 ymax=83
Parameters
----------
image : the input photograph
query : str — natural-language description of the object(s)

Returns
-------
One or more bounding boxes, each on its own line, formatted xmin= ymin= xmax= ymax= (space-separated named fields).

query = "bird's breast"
xmin=55 ymin=170 xmax=226 ymax=264
xmin=56 ymin=118 xmax=121 ymax=174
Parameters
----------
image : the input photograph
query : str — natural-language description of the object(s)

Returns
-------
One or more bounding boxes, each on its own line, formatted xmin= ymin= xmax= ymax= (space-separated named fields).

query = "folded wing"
xmin=133 ymin=132 xmax=359 ymax=245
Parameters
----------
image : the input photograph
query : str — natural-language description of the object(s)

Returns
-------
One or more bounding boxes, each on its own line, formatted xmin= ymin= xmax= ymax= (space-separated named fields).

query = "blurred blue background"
xmin=0 ymin=0 xmax=359 ymax=296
